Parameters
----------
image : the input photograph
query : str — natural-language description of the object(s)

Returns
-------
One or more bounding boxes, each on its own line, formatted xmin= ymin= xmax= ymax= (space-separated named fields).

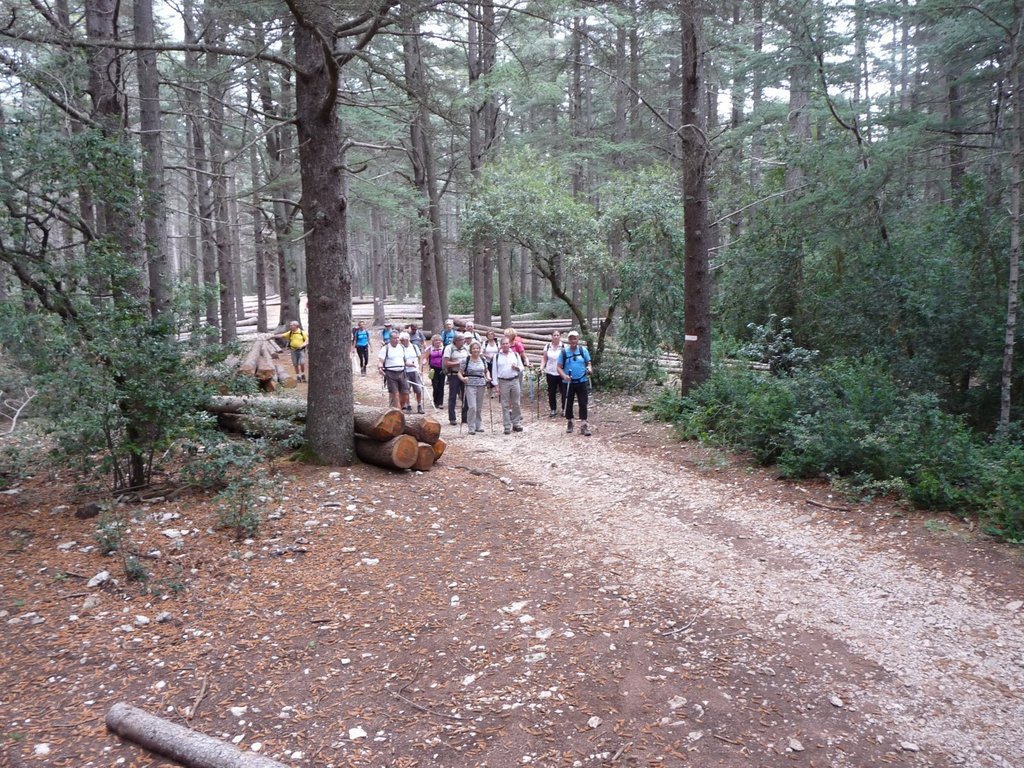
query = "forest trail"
xmin=401 ymin=369 xmax=1024 ymax=768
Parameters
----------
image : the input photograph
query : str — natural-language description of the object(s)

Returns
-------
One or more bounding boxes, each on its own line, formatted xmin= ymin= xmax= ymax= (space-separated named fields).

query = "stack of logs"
xmin=354 ymin=405 xmax=445 ymax=471
xmin=207 ymin=397 xmax=445 ymax=472
xmin=239 ymin=339 xmax=296 ymax=391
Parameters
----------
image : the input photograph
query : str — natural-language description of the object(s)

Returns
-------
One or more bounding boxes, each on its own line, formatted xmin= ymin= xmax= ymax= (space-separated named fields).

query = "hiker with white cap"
xmin=443 ymin=332 xmax=471 ymax=425
xmin=493 ymin=335 xmax=525 ymax=434
xmin=378 ymin=331 xmax=416 ymax=410
xmin=557 ymin=330 xmax=593 ymax=436
xmin=400 ymin=331 xmax=425 ymax=413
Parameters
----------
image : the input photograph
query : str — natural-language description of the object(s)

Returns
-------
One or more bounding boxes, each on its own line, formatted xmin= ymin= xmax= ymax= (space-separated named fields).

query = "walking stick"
xmin=488 ymin=382 xmax=494 ymax=432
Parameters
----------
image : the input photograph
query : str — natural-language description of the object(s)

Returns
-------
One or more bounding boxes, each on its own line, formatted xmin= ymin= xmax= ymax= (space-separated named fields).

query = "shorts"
xmin=384 ymin=369 xmax=409 ymax=395
xmin=291 ymin=348 xmax=307 ymax=367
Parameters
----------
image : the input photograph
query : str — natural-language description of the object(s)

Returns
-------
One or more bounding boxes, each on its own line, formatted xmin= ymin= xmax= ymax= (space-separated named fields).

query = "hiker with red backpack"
xmin=557 ymin=330 xmax=593 ymax=436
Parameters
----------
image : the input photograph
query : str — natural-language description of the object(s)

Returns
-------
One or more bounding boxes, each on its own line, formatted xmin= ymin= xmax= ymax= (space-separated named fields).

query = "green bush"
xmin=648 ymin=359 xmax=1024 ymax=541
xmin=677 ymin=366 xmax=797 ymax=464
xmin=447 ymin=284 xmax=474 ymax=315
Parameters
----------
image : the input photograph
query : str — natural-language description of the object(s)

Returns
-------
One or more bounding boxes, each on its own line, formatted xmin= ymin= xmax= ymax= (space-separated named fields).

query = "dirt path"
xmin=1 ymin=372 xmax=1022 ymax=768
xmin=421 ymin=376 xmax=1024 ymax=768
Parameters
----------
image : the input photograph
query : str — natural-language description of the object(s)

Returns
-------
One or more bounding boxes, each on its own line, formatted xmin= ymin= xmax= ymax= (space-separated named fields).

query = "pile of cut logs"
xmin=207 ymin=397 xmax=445 ymax=472
xmin=354 ymin=405 xmax=445 ymax=471
xmin=238 ymin=338 xmax=295 ymax=390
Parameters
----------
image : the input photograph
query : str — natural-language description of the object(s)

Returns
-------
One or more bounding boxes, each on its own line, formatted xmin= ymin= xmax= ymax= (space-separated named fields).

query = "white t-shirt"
xmin=543 ymin=342 xmax=564 ymax=376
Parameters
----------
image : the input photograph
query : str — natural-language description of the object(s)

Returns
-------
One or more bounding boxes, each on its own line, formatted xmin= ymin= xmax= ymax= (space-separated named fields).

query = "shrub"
xmin=447 ymin=284 xmax=474 ymax=315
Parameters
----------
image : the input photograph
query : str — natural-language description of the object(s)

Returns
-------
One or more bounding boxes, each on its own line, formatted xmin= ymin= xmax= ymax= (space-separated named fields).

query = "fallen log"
xmin=353 ymin=405 xmax=405 ymax=440
xmin=401 ymin=413 xmax=441 ymax=444
xmin=432 ymin=438 xmax=446 ymax=461
xmin=238 ymin=339 xmax=265 ymax=376
xmin=105 ymin=702 xmax=287 ymax=768
xmin=412 ymin=441 xmax=436 ymax=471
xmin=355 ymin=434 xmax=418 ymax=469
xmin=206 ymin=396 xmax=307 ymax=419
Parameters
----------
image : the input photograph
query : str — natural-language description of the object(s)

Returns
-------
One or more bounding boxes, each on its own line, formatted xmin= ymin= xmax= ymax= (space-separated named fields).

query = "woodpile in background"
xmin=238 ymin=338 xmax=295 ymax=391
xmin=208 ymin=397 xmax=444 ymax=472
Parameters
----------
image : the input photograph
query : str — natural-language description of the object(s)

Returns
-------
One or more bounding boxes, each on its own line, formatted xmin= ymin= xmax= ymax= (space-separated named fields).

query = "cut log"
xmin=238 ymin=339 xmax=265 ymax=376
xmin=275 ymin=364 xmax=297 ymax=388
xmin=432 ymin=437 xmax=446 ymax=461
xmin=206 ymin=396 xmax=306 ymax=419
xmin=105 ymin=702 xmax=287 ymax=768
xmin=401 ymin=413 xmax=441 ymax=444
xmin=412 ymin=441 xmax=435 ymax=471
xmin=352 ymin=405 xmax=405 ymax=441
xmin=355 ymin=434 xmax=419 ymax=469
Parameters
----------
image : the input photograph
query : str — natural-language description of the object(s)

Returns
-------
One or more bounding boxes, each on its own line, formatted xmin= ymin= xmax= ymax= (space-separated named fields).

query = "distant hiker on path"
xmin=379 ymin=332 xmax=415 ymax=410
xmin=542 ymin=330 xmax=565 ymax=417
xmin=381 ymin=321 xmax=394 ymax=345
xmin=458 ymin=341 xmax=490 ymax=434
xmin=493 ymin=335 xmax=525 ymax=434
xmin=443 ymin=332 xmax=470 ymax=426
xmin=424 ymin=335 xmax=446 ymax=410
xmin=273 ymin=320 xmax=309 ymax=383
xmin=558 ymin=330 xmax=592 ymax=436
xmin=440 ymin=319 xmax=457 ymax=347
xmin=352 ymin=320 xmax=370 ymax=376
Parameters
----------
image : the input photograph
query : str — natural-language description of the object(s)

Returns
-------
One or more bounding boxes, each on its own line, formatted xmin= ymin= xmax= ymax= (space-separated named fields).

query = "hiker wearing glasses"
xmin=557 ymin=330 xmax=592 ymax=436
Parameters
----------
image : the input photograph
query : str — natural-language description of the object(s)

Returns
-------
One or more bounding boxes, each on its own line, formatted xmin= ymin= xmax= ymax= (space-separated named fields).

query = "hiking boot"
xmin=504 ymin=428 xmax=512 ymax=435
xmin=549 ymin=409 xmax=557 ymax=418
xmin=566 ymin=420 xmax=574 ymax=434
xmin=449 ymin=420 xmax=458 ymax=426
xmin=512 ymin=425 xmax=523 ymax=432
xmin=580 ymin=422 xmax=592 ymax=437
xmin=417 ymin=406 xmax=424 ymax=414
xmin=403 ymin=405 xmax=412 ymax=413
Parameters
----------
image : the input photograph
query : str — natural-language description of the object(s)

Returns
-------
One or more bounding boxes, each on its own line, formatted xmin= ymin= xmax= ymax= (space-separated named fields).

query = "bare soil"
xmin=1 ymin=369 xmax=1023 ymax=768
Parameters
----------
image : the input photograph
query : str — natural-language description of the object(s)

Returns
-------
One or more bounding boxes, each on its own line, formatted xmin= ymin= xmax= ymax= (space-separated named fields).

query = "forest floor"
xmin=2 ymin=363 xmax=1024 ymax=768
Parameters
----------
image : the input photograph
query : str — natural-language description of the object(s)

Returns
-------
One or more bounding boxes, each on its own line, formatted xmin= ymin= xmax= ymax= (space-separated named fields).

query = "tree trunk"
xmin=679 ymin=0 xmax=712 ymax=394
xmin=291 ymin=10 xmax=355 ymax=465
xmin=133 ymin=0 xmax=170 ymax=318
xmin=1000 ymin=42 xmax=1023 ymax=431
xmin=402 ymin=7 xmax=444 ymax=333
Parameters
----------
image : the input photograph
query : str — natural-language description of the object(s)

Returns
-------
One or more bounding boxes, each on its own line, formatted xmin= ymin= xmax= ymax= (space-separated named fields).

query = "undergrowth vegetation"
xmin=648 ymin=359 xmax=1024 ymax=542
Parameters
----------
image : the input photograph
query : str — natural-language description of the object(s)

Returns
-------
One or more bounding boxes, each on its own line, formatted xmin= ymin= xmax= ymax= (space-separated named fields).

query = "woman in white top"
xmin=481 ymin=330 xmax=500 ymax=397
xmin=542 ymin=330 xmax=565 ymax=417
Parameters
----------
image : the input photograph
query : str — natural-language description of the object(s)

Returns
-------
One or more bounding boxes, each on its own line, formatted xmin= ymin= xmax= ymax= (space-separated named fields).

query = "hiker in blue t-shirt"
xmin=352 ymin=320 xmax=370 ymax=376
xmin=439 ymin=319 xmax=457 ymax=347
xmin=557 ymin=330 xmax=593 ymax=436
xmin=381 ymin=321 xmax=393 ymax=345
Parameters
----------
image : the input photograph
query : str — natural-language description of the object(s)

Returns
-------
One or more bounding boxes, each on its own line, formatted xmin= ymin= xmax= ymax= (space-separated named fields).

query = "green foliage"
xmin=94 ymin=512 xmax=124 ymax=555
xmin=215 ymin=472 xmax=268 ymax=540
xmin=740 ymin=315 xmax=818 ymax=376
xmin=652 ymin=359 xmax=1024 ymax=540
xmin=597 ymin=351 xmax=666 ymax=394
xmin=447 ymin=284 xmax=474 ymax=315
xmin=180 ymin=433 xmax=263 ymax=491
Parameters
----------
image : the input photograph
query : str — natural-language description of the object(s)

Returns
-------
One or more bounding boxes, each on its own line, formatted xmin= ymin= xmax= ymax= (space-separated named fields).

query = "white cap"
xmin=399 ymin=331 xmax=410 ymax=340
xmin=567 ymin=330 xmax=580 ymax=338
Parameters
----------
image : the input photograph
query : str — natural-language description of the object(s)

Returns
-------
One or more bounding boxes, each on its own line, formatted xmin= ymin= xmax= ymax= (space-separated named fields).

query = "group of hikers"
xmin=355 ymin=318 xmax=594 ymax=437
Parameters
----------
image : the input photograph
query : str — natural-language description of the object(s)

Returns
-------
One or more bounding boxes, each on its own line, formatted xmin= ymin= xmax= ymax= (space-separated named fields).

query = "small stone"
xmin=290 ymin=752 xmax=304 ymax=760
xmin=229 ymin=706 xmax=248 ymax=718
xmin=687 ymin=731 xmax=703 ymax=742
xmin=668 ymin=695 xmax=687 ymax=710
xmin=155 ymin=611 xmax=172 ymax=623
xmin=57 ymin=541 xmax=77 ymax=551
xmin=34 ymin=744 xmax=51 ymax=756
xmin=829 ymin=695 xmax=844 ymax=708
xmin=900 ymin=742 xmax=920 ymax=752
xmin=1007 ymin=600 xmax=1023 ymax=612
xmin=87 ymin=570 xmax=110 ymax=588
xmin=587 ymin=716 xmax=602 ymax=729
xmin=789 ymin=738 xmax=805 ymax=752
xmin=82 ymin=595 xmax=101 ymax=610
xmin=773 ymin=612 xmax=789 ymax=625
xmin=134 ymin=615 xmax=150 ymax=627
xmin=250 ymin=742 xmax=262 ymax=752
xmin=361 ymin=558 xmax=379 ymax=566
xmin=349 ymin=726 xmax=367 ymax=740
